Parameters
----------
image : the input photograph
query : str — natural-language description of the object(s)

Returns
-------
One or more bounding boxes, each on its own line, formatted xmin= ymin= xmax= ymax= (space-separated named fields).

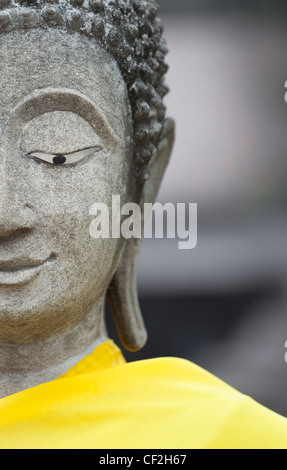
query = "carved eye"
xmin=26 ymin=146 xmax=102 ymax=166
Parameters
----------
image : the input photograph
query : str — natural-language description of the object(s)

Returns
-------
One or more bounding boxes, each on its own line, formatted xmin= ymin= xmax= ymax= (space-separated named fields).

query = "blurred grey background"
xmin=107 ymin=0 xmax=287 ymax=417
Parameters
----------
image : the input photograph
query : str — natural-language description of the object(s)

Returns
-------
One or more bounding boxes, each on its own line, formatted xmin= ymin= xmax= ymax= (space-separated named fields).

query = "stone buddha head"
xmin=0 ymin=0 xmax=174 ymax=386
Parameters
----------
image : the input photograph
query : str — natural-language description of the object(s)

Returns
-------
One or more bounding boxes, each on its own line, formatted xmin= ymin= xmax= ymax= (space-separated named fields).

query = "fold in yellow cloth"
xmin=0 ymin=340 xmax=286 ymax=449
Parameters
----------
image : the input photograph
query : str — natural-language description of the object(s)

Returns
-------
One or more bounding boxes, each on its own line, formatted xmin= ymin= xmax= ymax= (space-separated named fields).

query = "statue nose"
xmin=0 ymin=212 xmax=35 ymax=238
xmin=0 ymin=170 xmax=36 ymax=238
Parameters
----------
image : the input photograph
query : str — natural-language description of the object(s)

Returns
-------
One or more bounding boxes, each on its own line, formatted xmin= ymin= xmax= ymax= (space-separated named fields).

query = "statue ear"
xmin=140 ymin=118 xmax=175 ymax=207
xmin=107 ymin=118 xmax=175 ymax=352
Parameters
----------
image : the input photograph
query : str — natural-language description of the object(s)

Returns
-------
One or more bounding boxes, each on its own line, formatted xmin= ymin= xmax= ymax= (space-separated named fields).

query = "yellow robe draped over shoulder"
xmin=0 ymin=340 xmax=287 ymax=449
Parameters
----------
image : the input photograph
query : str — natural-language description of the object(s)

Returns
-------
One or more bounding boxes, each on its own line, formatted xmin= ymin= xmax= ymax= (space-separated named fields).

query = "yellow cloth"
xmin=0 ymin=340 xmax=287 ymax=449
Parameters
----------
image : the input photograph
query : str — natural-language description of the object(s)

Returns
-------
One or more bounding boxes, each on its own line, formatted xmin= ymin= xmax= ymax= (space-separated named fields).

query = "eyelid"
xmin=26 ymin=146 xmax=102 ymax=166
xmin=11 ymin=88 xmax=121 ymax=149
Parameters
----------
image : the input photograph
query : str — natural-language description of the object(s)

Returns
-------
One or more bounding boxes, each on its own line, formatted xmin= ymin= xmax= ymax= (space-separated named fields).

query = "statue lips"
xmin=0 ymin=254 xmax=56 ymax=286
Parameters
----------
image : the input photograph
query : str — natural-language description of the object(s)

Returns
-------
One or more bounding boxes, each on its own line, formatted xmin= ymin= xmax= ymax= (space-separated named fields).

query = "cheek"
xmin=32 ymin=148 xmax=134 ymax=289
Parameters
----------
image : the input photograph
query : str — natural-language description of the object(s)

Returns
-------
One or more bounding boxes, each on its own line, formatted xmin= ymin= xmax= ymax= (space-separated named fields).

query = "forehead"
xmin=0 ymin=29 xmax=132 ymax=139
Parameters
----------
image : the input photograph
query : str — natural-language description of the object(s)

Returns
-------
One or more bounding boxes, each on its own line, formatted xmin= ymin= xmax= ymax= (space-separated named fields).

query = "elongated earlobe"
xmin=107 ymin=118 xmax=175 ymax=352
xmin=107 ymin=238 xmax=147 ymax=352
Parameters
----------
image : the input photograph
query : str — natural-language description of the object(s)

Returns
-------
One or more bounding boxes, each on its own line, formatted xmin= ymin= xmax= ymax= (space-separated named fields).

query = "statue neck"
xmin=0 ymin=303 xmax=107 ymax=399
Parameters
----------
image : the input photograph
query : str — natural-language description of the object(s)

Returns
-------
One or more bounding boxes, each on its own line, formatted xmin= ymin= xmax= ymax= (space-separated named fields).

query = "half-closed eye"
xmin=26 ymin=146 xmax=102 ymax=166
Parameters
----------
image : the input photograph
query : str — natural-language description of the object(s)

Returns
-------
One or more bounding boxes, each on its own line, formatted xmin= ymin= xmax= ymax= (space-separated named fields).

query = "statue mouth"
xmin=0 ymin=254 xmax=56 ymax=286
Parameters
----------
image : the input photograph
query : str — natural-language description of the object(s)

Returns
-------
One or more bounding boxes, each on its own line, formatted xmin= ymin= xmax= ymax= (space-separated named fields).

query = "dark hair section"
xmin=0 ymin=0 xmax=169 ymax=183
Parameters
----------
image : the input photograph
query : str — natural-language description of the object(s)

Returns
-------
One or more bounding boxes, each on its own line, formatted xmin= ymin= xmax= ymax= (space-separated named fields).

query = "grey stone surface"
xmin=0 ymin=3 xmax=174 ymax=398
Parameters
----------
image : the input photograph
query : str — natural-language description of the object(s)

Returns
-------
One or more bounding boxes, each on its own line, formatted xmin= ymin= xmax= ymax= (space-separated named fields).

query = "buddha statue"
xmin=0 ymin=0 xmax=287 ymax=449
xmin=0 ymin=0 xmax=174 ymax=395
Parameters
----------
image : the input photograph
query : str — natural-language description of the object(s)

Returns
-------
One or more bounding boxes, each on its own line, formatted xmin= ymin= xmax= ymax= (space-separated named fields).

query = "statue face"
xmin=0 ymin=29 xmax=134 ymax=343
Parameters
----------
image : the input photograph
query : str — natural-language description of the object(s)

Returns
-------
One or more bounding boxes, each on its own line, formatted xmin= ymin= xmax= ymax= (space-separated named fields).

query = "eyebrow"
xmin=9 ymin=87 xmax=120 ymax=148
